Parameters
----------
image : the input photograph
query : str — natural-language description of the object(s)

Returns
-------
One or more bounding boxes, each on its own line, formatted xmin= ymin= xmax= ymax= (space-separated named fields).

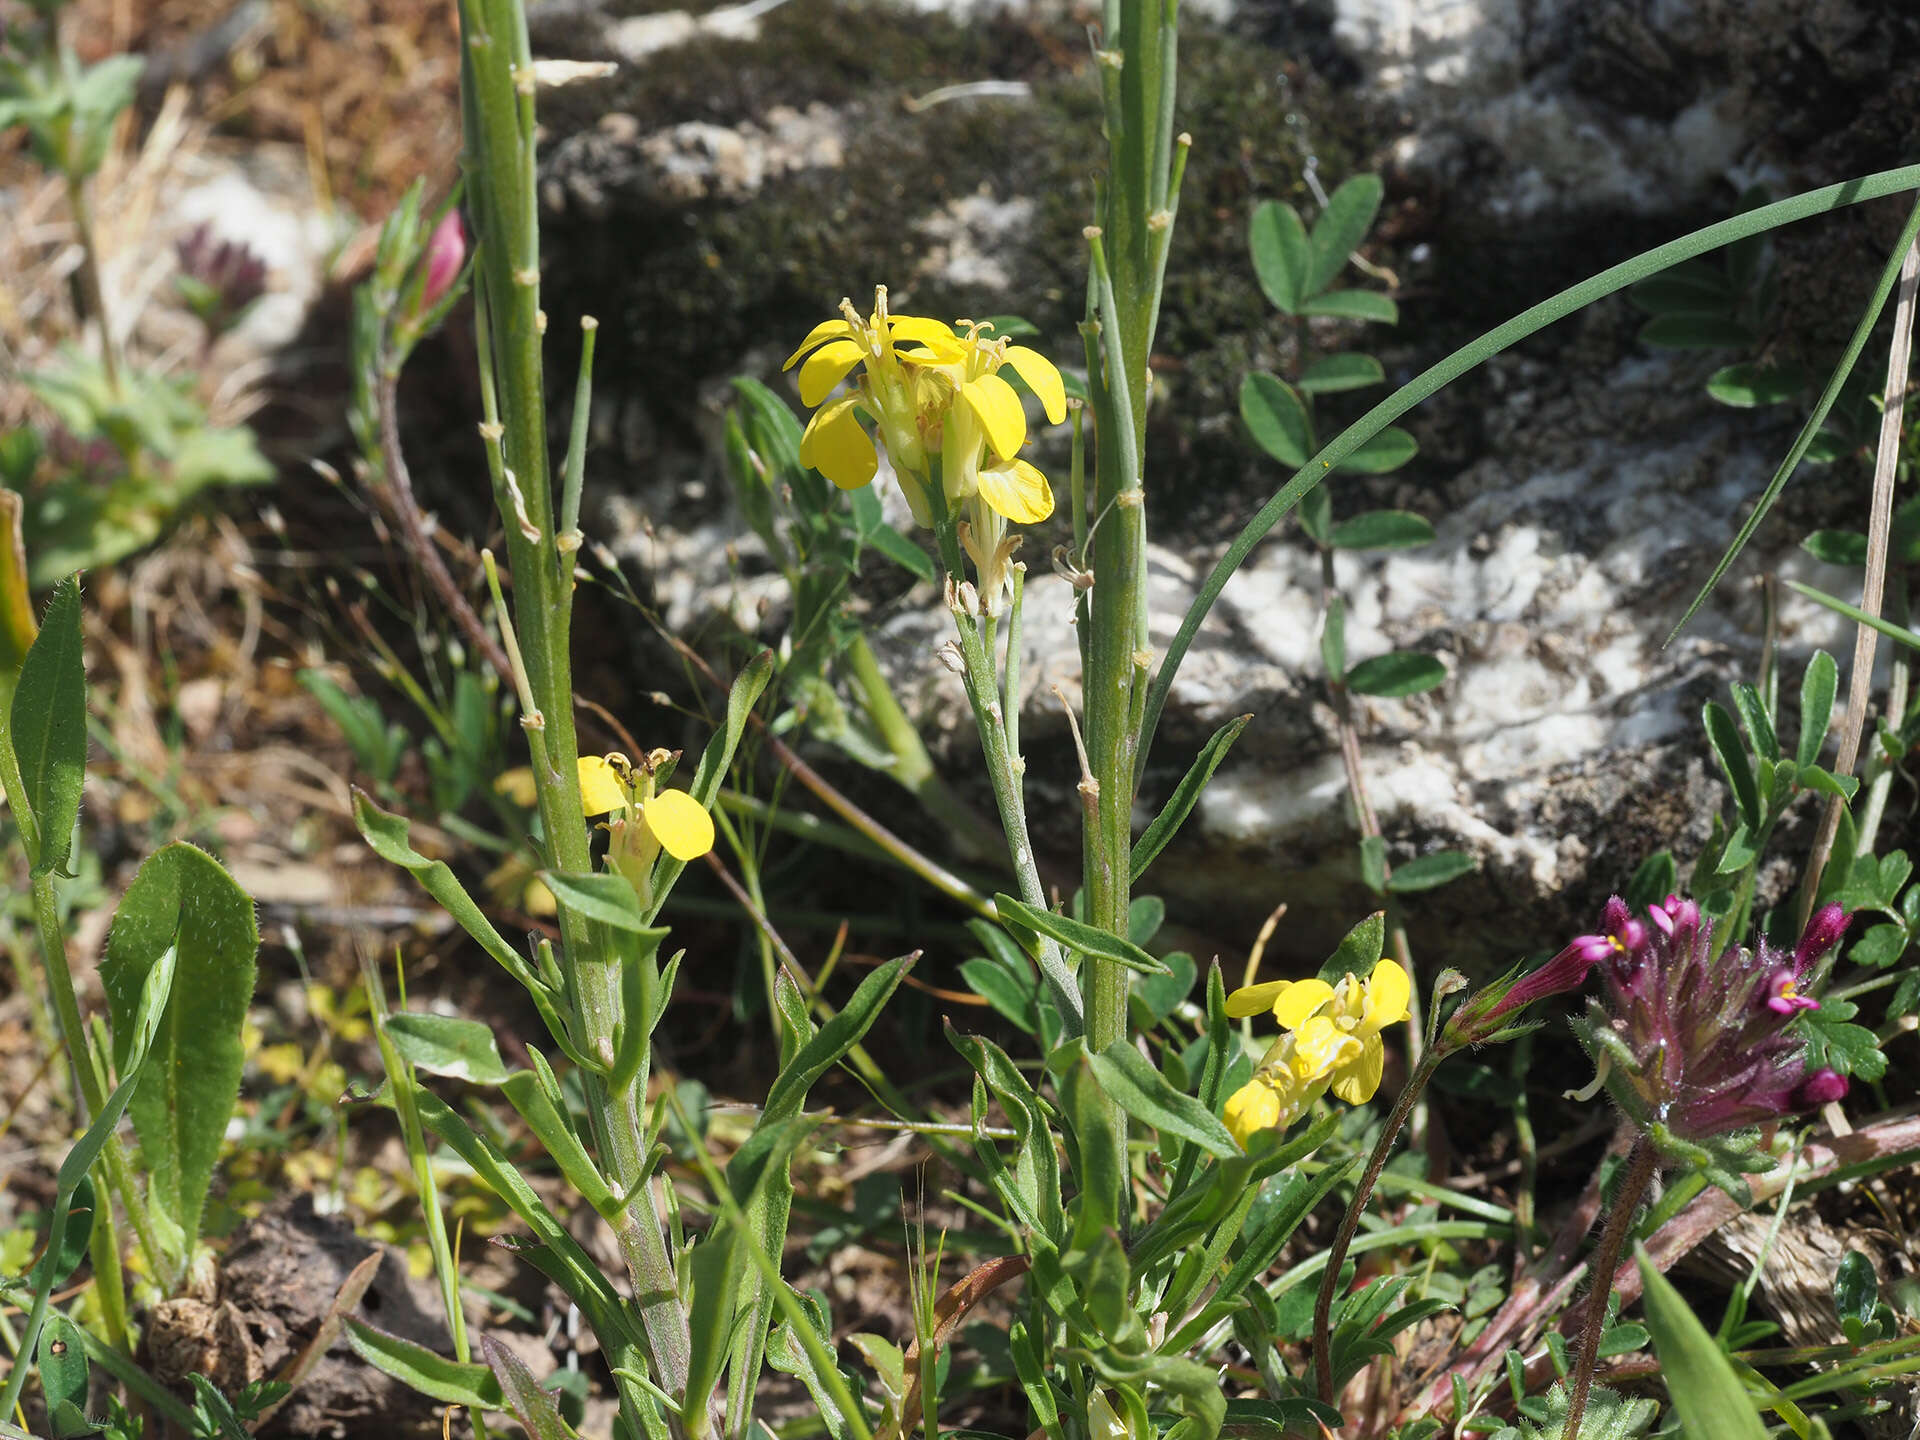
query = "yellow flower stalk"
xmin=1222 ymin=958 xmax=1412 ymax=1147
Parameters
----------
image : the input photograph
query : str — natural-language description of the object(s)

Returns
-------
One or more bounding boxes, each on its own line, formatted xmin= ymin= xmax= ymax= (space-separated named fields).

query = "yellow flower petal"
xmin=1225 ymin=980 xmax=1288 ymax=1018
xmin=1293 ymin=1014 xmax=1361 ymax=1079
xmin=1271 ymin=978 xmax=1336 ymax=1030
xmin=1224 ymin=1077 xmax=1281 ymax=1147
xmin=888 ymin=315 xmax=960 ymax=351
xmin=644 ymin=789 xmax=715 ymax=861
xmin=798 ymin=338 xmax=866 ymax=407
xmin=784 ymin=317 xmax=857 ymax=370
xmin=799 ymin=396 xmax=878 ymax=490
xmin=1329 ymin=1036 xmax=1386 ymax=1104
xmin=1002 ymin=345 xmax=1067 ymax=424
xmin=578 ymin=756 xmax=628 ymax=816
xmin=494 ymin=766 xmax=536 ymax=807
xmin=1364 ymin=959 xmax=1411 ymax=1031
xmin=961 ymin=373 xmax=1028 ymax=460
xmin=976 ymin=458 xmax=1054 ymax=524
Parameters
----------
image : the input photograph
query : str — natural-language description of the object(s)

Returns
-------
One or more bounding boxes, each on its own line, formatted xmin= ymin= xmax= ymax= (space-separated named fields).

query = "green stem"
xmin=1313 ymin=1048 xmax=1442 ymax=1404
xmin=937 ymin=529 xmax=1084 ymax=1033
xmin=458 ymin=0 xmax=689 ymax=1394
xmin=1560 ymin=1136 xmax=1658 ymax=1440
xmin=63 ymin=174 xmax=122 ymax=397
xmin=30 ymin=874 xmax=163 ymax=1300
xmin=843 ymin=632 xmax=1006 ymax=864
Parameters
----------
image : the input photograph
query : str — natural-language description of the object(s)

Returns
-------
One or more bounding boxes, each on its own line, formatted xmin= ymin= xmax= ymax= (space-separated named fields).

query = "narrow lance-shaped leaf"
xmin=11 ymin=574 xmax=87 ymax=874
xmin=994 ymin=893 xmax=1171 ymax=976
xmin=1703 ymin=700 xmax=1761 ymax=830
xmin=482 ymin=1334 xmax=572 ymax=1440
xmin=1131 ymin=713 xmax=1252 ymax=882
xmin=1797 ymin=650 xmax=1837 ymax=768
xmin=347 ymin=1320 xmax=503 ymax=1408
xmin=1087 ymin=1039 xmax=1238 ymax=1158
xmin=1635 ymin=1248 xmax=1768 ymax=1440
xmin=382 ymin=1013 xmax=511 ymax=1085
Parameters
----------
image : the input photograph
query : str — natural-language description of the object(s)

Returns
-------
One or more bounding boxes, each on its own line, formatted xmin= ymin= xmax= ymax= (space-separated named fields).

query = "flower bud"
xmin=1794 ymin=1068 xmax=1849 ymax=1107
xmin=420 ymin=210 xmax=467 ymax=311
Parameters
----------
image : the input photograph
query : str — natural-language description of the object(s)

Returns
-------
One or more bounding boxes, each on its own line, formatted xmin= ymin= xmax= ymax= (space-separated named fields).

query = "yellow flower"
xmin=578 ymin=754 xmax=714 ymax=862
xmin=784 ymin=286 xmax=954 ymax=515
xmin=497 ymin=755 xmax=714 ymax=862
xmin=1222 ymin=1030 xmax=1334 ymax=1148
xmin=1227 ymin=959 xmax=1411 ymax=1106
xmin=784 ymin=291 xmax=1069 ymax=597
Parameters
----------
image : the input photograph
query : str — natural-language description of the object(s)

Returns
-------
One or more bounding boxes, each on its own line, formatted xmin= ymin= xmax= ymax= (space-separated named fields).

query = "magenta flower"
xmin=1573 ymin=897 xmax=1849 ymax=1143
xmin=1440 ymin=926 xmax=1615 ymax=1051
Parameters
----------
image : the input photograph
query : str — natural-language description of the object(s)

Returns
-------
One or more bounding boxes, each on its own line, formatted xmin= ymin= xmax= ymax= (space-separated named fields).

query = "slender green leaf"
xmin=503 ymin=1070 xmax=619 ymax=1219
xmin=383 ymin=1014 xmax=511 ymax=1084
xmin=1298 ymin=353 xmax=1385 ymax=395
xmin=1798 ymin=650 xmax=1837 ymax=769
xmin=354 ymin=789 xmax=547 ymax=998
xmin=1636 ymin=1249 xmax=1767 ymax=1440
xmin=1786 ymin=579 xmax=1920 ymax=655
xmin=1249 ymin=200 xmax=1311 ymax=315
xmin=960 ymin=957 xmax=1039 ymax=1032
xmin=99 ymin=842 xmax=258 ymax=1263
xmin=1385 ymin=851 xmax=1476 ymax=893
xmin=1131 ymin=714 xmax=1252 ymax=882
xmin=865 ymin=521 xmax=936 ymax=583
xmin=993 ymin=893 xmax=1170 ymax=976
xmin=1346 ymin=651 xmax=1446 ymax=697
xmin=11 ymin=574 xmax=87 ymax=875
xmin=1240 ymin=372 xmax=1313 ymax=468
xmin=1329 ymin=510 xmax=1435 ymax=551
xmin=1308 ymin=176 xmax=1384 ymax=294
xmin=543 ymin=870 xmax=654 ymax=934
xmin=687 ymin=1219 xmax=743 ymax=1429
xmin=1730 ymin=682 xmax=1779 ymax=761
xmin=412 ymin=1089 xmax=635 ymax=1342
xmin=346 ymin=1319 xmax=503 ymax=1407
xmin=1299 ymin=290 xmax=1398 ymax=324
xmin=1087 ymin=1039 xmax=1238 ymax=1157
xmin=1703 ymin=701 xmax=1760 ymax=829
xmin=482 ymin=1335 xmax=570 ymax=1439
xmin=762 ymin=954 xmax=913 ymax=1124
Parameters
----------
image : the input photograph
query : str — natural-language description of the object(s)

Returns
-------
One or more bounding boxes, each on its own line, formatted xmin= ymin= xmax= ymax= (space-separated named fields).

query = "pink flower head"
xmin=1573 ymin=897 xmax=1848 ymax=1143
xmin=1441 ymin=931 xmax=1606 ymax=1051
xmin=421 ymin=210 xmax=466 ymax=310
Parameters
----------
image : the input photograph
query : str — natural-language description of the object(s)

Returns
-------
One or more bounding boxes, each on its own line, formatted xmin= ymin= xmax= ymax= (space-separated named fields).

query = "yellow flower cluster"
xmin=497 ymin=754 xmax=714 ymax=863
xmin=786 ymin=286 xmax=1067 ymax=608
xmin=1221 ymin=959 xmax=1412 ymax=1148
